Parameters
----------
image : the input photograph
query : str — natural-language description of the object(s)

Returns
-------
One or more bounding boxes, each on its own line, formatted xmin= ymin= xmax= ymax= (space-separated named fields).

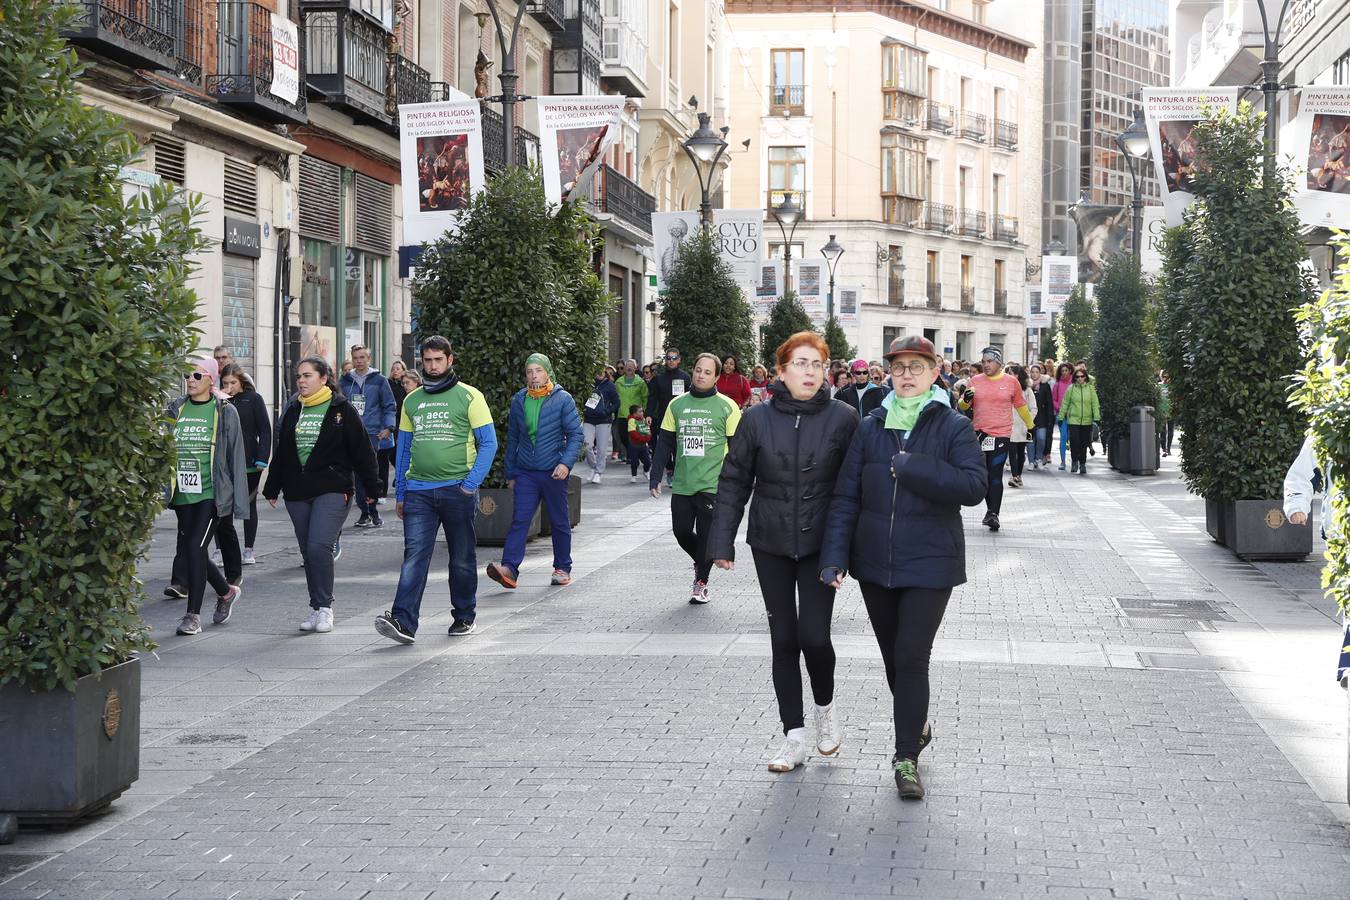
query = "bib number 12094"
xmin=682 ymin=434 xmax=705 ymax=457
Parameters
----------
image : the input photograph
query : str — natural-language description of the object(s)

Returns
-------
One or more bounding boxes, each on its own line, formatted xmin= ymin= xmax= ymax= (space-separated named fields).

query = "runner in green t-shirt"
xmin=172 ymin=399 xmax=216 ymax=506
xmin=649 ymin=352 xmax=741 ymax=605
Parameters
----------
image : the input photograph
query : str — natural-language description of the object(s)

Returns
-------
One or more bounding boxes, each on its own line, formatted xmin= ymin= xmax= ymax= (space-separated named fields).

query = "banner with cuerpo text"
xmin=709 ymin=209 xmax=765 ymax=285
xmin=652 ymin=211 xmax=700 ymax=293
xmin=1139 ymin=207 xmax=1168 ymax=277
xmin=537 ymin=95 xmax=625 ymax=206
xmin=398 ymin=101 xmax=486 ymax=246
xmin=1142 ymin=88 xmax=1241 ymax=226
xmin=1041 ymin=254 xmax=1077 ymax=312
xmin=1292 ymin=87 xmax=1350 ymax=231
xmin=269 ymin=14 xmax=299 ymax=105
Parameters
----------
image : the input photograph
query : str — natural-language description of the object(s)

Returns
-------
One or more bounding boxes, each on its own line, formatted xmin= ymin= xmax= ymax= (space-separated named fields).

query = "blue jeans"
xmin=1033 ymin=426 xmax=1049 ymax=463
xmin=1058 ymin=419 xmax=1070 ymax=465
xmin=502 ymin=469 xmax=571 ymax=573
xmin=391 ymin=486 xmax=478 ymax=634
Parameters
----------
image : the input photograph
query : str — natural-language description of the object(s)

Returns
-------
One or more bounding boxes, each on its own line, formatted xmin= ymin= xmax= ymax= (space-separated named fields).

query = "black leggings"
xmin=751 ymin=549 xmax=836 ymax=734
xmin=978 ymin=433 xmax=1010 ymax=514
xmin=1009 ymin=442 xmax=1027 ymax=478
xmin=216 ymin=471 xmax=261 ymax=576
xmin=174 ymin=499 xmax=230 ymax=615
xmin=1068 ymin=423 xmax=1093 ymax=465
xmin=859 ymin=583 xmax=951 ymax=759
xmin=670 ymin=491 xmax=716 ymax=583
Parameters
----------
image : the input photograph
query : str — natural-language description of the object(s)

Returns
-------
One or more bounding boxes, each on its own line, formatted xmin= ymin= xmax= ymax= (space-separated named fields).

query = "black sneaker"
xmin=164 ymin=583 xmax=187 ymax=600
xmin=354 ymin=515 xmax=373 ymax=528
xmin=448 ymin=620 xmax=477 ymax=637
xmin=986 ymin=513 xmax=1000 ymax=532
xmin=374 ymin=612 xmax=415 ymax=644
xmin=893 ymin=755 xmax=924 ymax=800
xmin=918 ymin=721 xmax=934 ymax=756
xmin=370 ymin=513 xmax=383 ymax=528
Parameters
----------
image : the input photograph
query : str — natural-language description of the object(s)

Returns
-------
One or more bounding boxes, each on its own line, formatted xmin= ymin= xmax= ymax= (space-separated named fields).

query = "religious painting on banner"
xmin=652 ymin=211 xmax=701 ymax=293
xmin=1041 ymin=254 xmax=1077 ymax=312
xmin=398 ymin=101 xmax=486 ymax=246
xmin=537 ymin=96 xmax=625 ymax=206
xmin=1075 ymin=204 xmax=1129 ymax=283
xmin=709 ymin=210 xmax=765 ymax=285
xmin=1291 ymin=87 xmax=1350 ymax=230
xmin=1142 ymin=89 xmax=1241 ymax=226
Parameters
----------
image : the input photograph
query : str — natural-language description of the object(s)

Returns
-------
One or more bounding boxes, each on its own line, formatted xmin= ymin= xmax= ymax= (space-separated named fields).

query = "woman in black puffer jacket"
xmin=708 ymin=331 xmax=859 ymax=776
xmin=820 ymin=335 xmax=985 ymax=801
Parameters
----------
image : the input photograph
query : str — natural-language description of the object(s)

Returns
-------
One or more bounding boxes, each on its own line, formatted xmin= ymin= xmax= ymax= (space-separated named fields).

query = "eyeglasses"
xmin=787 ymin=359 xmax=826 ymax=373
xmin=189 ymin=372 xmax=207 ymax=381
xmin=890 ymin=361 xmax=932 ymax=377
xmin=1074 ymin=374 xmax=1088 ymax=381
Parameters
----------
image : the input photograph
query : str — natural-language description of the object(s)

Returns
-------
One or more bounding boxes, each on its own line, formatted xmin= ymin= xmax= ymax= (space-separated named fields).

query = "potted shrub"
xmin=1055 ymin=284 xmax=1096 ymax=365
xmin=413 ymin=167 xmax=614 ymax=545
xmin=1159 ymin=103 xmax=1313 ymax=559
xmin=659 ymin=227 xmax=757 ymax=364
xmin=0 ymin=0 xmax=205 ymax=832
xmin=1092 ymin=255 xmax=1158 ymax=474
xmin=759 ymin=291 xmax=815 ymax=369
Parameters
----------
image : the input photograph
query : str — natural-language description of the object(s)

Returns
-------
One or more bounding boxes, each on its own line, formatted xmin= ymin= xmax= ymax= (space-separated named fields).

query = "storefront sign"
xmin=224 ymin=216 xmax=261 ymax=258
xmin=269 ymin=14 xmax=300 ymax=105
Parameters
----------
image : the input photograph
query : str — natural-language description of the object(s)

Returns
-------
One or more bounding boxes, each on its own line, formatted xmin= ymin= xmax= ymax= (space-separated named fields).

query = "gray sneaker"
xmin=212 ymin=585 xmax=241 ymax=625
xmin=176 ymin=613 xmax=202 ymax=636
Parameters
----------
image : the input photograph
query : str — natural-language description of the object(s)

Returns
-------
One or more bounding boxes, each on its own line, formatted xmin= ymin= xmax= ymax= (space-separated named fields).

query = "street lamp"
xmin=1255 ymin=0 xmax=1295 ymax=180
xmin=481 ymin=2 xmax=532 ymax=168
xmin=682 ymin=112 xmax=728 ymax=228
xmin=820 ymin=234 xmax=844 ymax=320
xmin=1116 ymin=108 xmax=1151 ymax=261
xmin=771 ymin=193 xmax=802 ymax=293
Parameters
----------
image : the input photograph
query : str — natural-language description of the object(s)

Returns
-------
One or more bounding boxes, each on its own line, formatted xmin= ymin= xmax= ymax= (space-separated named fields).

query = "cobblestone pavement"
xmin=3 ymin=454 xmax=1348 ymax=899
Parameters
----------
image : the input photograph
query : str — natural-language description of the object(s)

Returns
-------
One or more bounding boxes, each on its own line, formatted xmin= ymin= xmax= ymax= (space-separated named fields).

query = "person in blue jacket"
xmin=487 ymin=352 xmax=584 ymax=590
xmin=339 ymin=345 xmax=397 ymax=528
xmin=819 ymin=335 xmax=986 ymax=802
xmin=581 ymin=367 xmax=621 ymax=483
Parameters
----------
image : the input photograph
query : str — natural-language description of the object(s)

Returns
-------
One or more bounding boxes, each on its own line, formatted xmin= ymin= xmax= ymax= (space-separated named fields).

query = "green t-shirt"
xmin=172 ymin=399 xmax=216 ymax=506
xmin=296 ymin=399 xmax=330 ymax=466
xmin=660 ymin=391 xmax=742 ymax=496
xmin=400 ymin=384 xmax=494 ymax=483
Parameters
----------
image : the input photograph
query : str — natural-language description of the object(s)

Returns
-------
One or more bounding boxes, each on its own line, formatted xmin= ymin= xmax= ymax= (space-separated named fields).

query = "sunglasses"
xmin=189 ymin=372 xmax=208 ymax=381
xmin=665 ymin=355 xmax=680 ymax=361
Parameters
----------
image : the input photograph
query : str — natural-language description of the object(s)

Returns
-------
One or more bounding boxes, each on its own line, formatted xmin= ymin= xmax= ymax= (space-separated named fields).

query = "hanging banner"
xmin=1074 ymin=204 xmax=1130 ymax=283
xmin=1142 ymin=88 xmax=1241 ymax=226
xmin=1139 ymin=207 xmax=1169 ymax=277
xmin=399 ymin=101 xmax=487 ymax=246
xmin=269 ymin=14 xmax=300 ymax=105
xmin=652 ymin=211 xmax=700 ymax=293
xmin=794 ymin=259 xmax=825 ymax=316
xmin=1292 ymin=87 xmax=1350 ymax=230
xmin=1026 ymin=286 xmax=1050 ymax=329
xmin=837 ymin=284 xmax=861 ymax=325
xmin=1041 ymin=254 xmax=1077 ymax=312
xmin=754 ymin=260 xmax=782 ymax=312
xmin=709 ymin=209 xmax=765 ymax=284
xmin=537 ymin=95 xmax=625 ymax=206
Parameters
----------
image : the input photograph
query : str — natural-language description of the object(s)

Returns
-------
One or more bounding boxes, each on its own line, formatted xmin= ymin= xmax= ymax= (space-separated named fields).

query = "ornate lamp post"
xmin=820 ymin=234 xmax=844 ymax=320
xmin=682 ymin=112 xmax=728 ymax=229
xmin=1116 ymin=109 xmax=1151 ymax=260
xmin=770 ymin=193 xmax=803 ymax=294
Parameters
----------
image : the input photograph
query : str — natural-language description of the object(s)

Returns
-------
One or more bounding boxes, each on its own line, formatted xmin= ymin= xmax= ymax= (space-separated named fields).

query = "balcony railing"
xmin=919 ymin=201 xmax=952 ymax=231
xmin=173 ymin=0 xmax=208 ymax=87
xmin=926 ymin=282 xmax=942 ymax=309
xmin=527 ymin=0 xmax=566 ymax=31
xmin=957 ymin=209 xmax=986 ymax=237
xmin=995 ymin=118 xmax=1018 ymax=150
xmin=886 ymin=277 xmax=904 ymax=306
xmin=390 ymin=51 xmax=434 ymax=109
xmin=882 ymin=195 xmax=924 ymax=226
xmin=304 ymin=7 xmax=389 ymax=125
xmin=209 ymin=2 xmax=308 ymax=125
xmin=515 ymin=124 xmax=541 ymax=169
xmin=994 ymin=215 xmax=1019 ymax=242
xmin=883 ymin=89 xmax=924 ymax=125
xmin=958 ymin=110 xmax=987 ymax=142
xmin=994 ymin=289 xmax=1008 ymax=316
xmin=960 ymin=286 xmax=975 ymax=312
xmin=62 ymin=0 xmax=181 ymax=71
xmin=771 ymin=84 xmax=806 ymax=115
xmin=481 ymin=108 xmax=542 ymax=173
xmin=594 ymin=164 xmax=656 ymax=236
xmin=924 ymin=100 xmax=953 ymax=133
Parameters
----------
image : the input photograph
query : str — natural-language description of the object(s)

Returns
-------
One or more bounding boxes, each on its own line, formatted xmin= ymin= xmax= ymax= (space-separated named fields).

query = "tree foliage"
xmin=413 ymin=167 xmax=616 ymax=486
xmin=0 ymin=0 xmax=208 ymax=690
xmin=1056 ymin=285 xmax=1096 ymax=365
xmin=1091 ymin=255 xmax=1158 ymax=441
xmin=658 ymin=227 xmax=756 ymax=366
xmin=760 ymin=292 xmax=815 ymax=369
xmin=822 ymin=315 xmax=854 ymax=361
xmin=1161 ymin=103 xmax=1311 ymax=500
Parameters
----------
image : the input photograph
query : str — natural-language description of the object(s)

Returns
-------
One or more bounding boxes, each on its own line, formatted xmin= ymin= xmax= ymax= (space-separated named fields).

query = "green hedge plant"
xmin=658 ymin=227 xmax=756 ymax=365
xmin=760 ymin=291 xmax=814 ymax=369
xmin=0 ymin=0 xmax=207 ymax=691
xmin=822 ymin=315 xmax=855 ymax=361
xmin=1056 ymin=285 xmax=1096 ymax=365
xmin=1091 ymin=254 xmax=1158 ymax=442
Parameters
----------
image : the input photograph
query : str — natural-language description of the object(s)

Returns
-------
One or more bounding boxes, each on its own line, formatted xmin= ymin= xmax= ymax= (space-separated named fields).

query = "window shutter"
xmin=353 ymin=174 xmax=393 ymax=254
xmin=153 ymin=135 xmax=187 ymax=186
xmin=223 ymin=157 xmax=257 ymax=217
xmin=298 ymin=156 xmax=341 ymax=243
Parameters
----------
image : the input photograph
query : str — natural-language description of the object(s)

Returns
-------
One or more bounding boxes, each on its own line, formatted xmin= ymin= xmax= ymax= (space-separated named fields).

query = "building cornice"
xmin=724 ymin=0 xmax=1033 ymax=62
xmin=79 ymin=84 xmax=179 ymax=136
xmin=154 ymin=95 xmax=307 ymax=157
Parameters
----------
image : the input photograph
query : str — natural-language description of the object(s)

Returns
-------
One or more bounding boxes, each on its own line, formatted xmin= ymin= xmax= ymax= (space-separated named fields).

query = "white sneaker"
xmin=298 ymin=609 xmax=321 ymax=632
xmin=688 ymin=580 xmax=709 ymax=604
xmin=630 ymin=475 xmax=640 ymax=484
xmin=242 ymin=548 xmax=256 ymax=566
xmin=767 ymin=729 xmax=809 ymax=773
xmin=814 ymin=702 xmax=841 ymax=756
xmin=592 ymin=473 xmax=602 ymax=485
xmin=315 ymin=608 xmax=334 ymax=633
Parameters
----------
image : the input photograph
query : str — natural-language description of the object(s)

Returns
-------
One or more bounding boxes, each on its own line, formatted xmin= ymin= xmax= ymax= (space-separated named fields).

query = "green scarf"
xmin=884 ymin=391 xmax=928 ymax=433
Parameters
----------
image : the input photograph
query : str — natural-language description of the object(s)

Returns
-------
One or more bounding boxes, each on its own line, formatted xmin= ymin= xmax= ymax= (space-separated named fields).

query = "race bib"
xmin=751 ymin=387 xmax=763 ymax=397
xmin=176 ymin=458 xmax=202 ymax=495
xmin=682 ymin=433 xmax=706 ymax=457
xmin=585 ymin=393 xmax=601 ymax=410
xmin=671 ymin=379 xmax=686 ymax=397
xmin=351 ymin=394 xmax=366 ymax=416
xmin=981 ymin=436 xmax=996 ymax=452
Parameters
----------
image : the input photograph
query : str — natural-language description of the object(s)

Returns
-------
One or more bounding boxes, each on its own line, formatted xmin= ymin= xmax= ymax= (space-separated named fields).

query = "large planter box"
xmin=1107 ymin=434 xmax=1128 ymax=471
xmin=1205 ymin=497 xmax=1225 ymax=543
xmin=0 ymin=657 xmax=140 ymax=826
xmin=475 ymin=487 xmax=540 ymax=547
xmin=1206 ymin=498 xmax=1312 ymax=561
xmin=540 ymin=475 xmax=583 ymax=536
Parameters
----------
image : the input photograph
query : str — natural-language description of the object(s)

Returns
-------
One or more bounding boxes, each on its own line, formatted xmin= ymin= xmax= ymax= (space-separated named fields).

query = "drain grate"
xmin=1138 ymin=653 xmax=1244 ymax=672
xmin=1114 ymin=597 xmax=1232 ymax=622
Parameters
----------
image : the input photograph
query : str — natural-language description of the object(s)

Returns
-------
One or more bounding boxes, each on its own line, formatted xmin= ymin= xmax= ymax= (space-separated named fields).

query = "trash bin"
xmin=1127 ymin=405 xmax=1159 ymax=475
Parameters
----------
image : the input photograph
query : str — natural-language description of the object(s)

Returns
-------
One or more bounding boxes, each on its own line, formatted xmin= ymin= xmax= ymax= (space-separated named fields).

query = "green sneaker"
xmin=893 ymin=755 xmax=924 ymax=800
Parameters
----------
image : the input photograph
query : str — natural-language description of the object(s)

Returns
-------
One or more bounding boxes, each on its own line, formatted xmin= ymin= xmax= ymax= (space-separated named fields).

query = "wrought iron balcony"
xmin=304 ymin=6 xmax=390 ymax=126
xmin=390 ymin=52 xmax=434 ymax=109
xmin=172 ymin=0 xmax=208 ymax=88
xmin=994 ymin=215 xmax=1019 ymax=242
xmin=926 ymin=282 xmax=942 ymax=309
xmin=958 ymin=111 xmax=987 ymax=142
xmin=594 ymin=165 xmax=656 ymax=236
xmin=209 ymin=2 xmax=308 ymax=125
xmin=882 ymin=195 xmax=923 ymax=226
xmin=771 ymin=83 xmax=806 ymax=115
xmin=994 ymin=288 xmax=1008 ymax=316
xmin=527 ymin=0 xmax=566 ymax=31
xmin=61 ymin=0 xmax=180 ymax=71
xmin=515 ymin=124 xmax=541 ymax=169
xmin=960 ymin=286 xmax=975 ymax=312
xmin=919 ymin=201 xmax=953 ymax=232
xmin=957 ymin=209 xmax=986 ymax=237
xmin=480 ymin=108 xmax=543 ymax=173
xmin=924 ymin=100 xmax=953 ymax=133
xmin=995 ymin=118 xmax=1018 ymax=150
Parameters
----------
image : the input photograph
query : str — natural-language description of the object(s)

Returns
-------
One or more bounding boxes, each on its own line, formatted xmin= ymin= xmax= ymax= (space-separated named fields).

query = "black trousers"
xmin=174 ymin=499 xmax=230 ymax=615
xmin=670 ymin=491 xmax=716 ymax=583
xmin=377 ymin=447 xmax=394 ymax=497
xmin=216 ymin=471 xmax=261 ymax=578
xmin=1068 ymin=423 xmax=1093 ymax=465
xmin=977 ymin=433 xmax=1010 ymax=514
xmin=752 ymin=549 xmax=836 ymax=734
xmin=859 ymin=583 xmax=952 ymax=759
xmin=1158 ymin=420 xmax=1175 ymax=454
xmin=1009 ymin=441 xmax=1027 ymax=478
xmin=612 ymin=420 xmax=628 ymax=461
